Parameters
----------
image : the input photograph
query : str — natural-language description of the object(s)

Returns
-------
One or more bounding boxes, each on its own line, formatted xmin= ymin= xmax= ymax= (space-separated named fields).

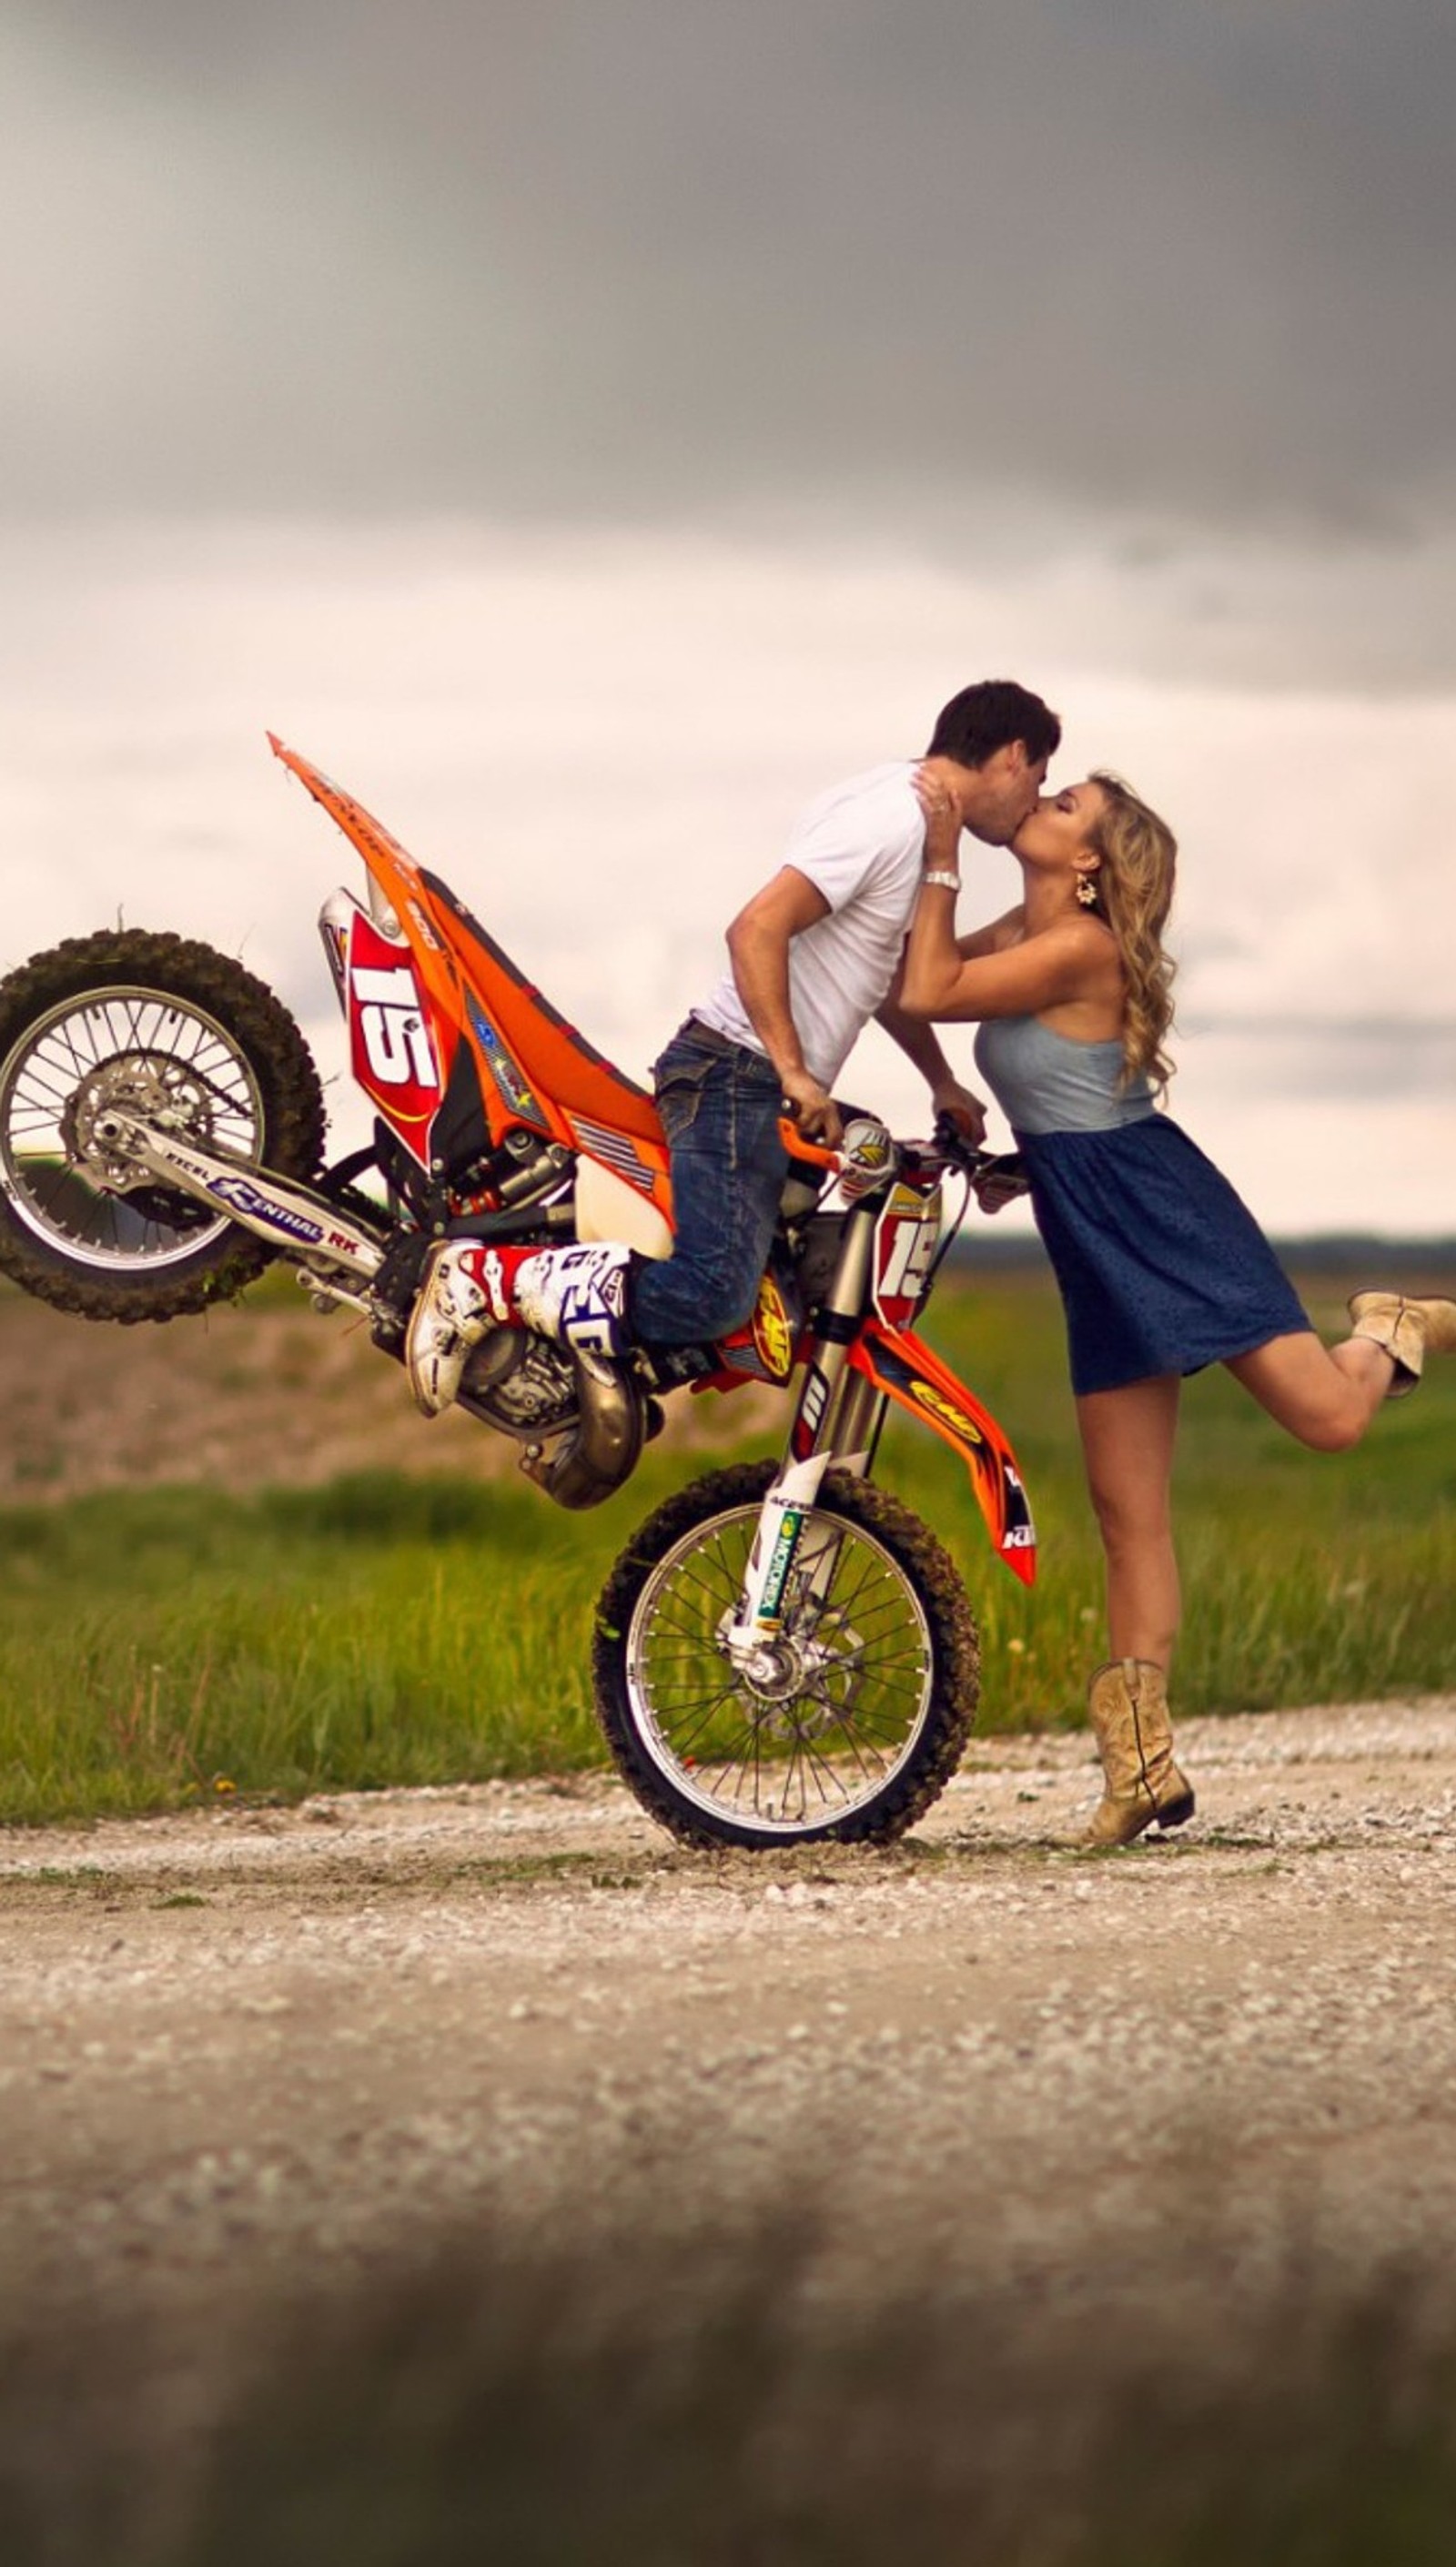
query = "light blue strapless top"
xmin=973 ymin=1016 xmax=1156 ymax=1137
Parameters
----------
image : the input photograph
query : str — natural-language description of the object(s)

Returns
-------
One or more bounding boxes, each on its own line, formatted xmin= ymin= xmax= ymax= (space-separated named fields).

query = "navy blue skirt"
xmin=1016 ymin=1117 xmax=1313 ymax=1396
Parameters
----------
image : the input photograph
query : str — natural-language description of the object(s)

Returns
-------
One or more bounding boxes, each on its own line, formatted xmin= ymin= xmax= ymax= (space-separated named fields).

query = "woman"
xmin=901 ymin=768 xmax=1456 ymax=1847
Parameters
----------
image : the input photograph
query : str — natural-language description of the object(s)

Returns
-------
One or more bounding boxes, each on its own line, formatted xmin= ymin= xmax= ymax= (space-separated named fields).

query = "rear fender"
xmin=848 ymin=1320 xmax=1036 ymax=1585
xmin=271 ymin=733 xmax=672 ymax=1219
xmin=273 ymin=737 xmax=469 ymax=1170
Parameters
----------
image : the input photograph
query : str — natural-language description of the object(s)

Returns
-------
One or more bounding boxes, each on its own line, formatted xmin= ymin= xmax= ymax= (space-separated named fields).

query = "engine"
xmin=460 ymin=1327 xmax=578 ymax=1437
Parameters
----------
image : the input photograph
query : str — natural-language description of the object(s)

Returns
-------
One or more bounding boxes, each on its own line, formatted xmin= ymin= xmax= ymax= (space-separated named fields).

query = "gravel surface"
xmin=5 ymin=1694 xmax=1456 ymax=2331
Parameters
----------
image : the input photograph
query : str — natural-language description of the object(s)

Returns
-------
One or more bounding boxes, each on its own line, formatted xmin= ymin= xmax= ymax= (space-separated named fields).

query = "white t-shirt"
xmin=693 ymin=761 xmax=925 ymax=1087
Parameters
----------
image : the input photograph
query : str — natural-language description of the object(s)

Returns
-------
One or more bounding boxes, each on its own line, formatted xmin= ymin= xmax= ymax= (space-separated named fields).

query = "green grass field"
xmin=2 ymin=1271 xmax=1453 ymax=1824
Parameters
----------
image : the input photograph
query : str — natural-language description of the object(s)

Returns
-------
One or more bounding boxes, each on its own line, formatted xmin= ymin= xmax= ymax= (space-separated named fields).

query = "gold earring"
xmin=1075 ymin=873 xmax=1099 ymax=908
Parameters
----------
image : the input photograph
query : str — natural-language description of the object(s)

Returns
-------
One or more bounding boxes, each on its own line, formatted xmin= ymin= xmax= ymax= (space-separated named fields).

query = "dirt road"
xmin=5 ymin=1695 xmax=1456 ymax=2330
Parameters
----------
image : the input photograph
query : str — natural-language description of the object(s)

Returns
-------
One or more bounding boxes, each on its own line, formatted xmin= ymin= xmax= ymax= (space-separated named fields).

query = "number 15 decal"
xmin=351 ymin=965 xmax=439 ymax=1090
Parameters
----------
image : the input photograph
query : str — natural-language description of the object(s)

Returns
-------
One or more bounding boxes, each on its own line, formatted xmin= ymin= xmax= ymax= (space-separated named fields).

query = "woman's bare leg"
xmin=1074 ymin=1374 xmax=1183 ymax=1667
xmin=1225 ymin=1330 xmax=1394 ymax=1451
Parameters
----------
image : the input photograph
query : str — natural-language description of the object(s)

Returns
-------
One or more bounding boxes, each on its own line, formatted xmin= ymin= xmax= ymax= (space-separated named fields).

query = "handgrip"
xmin=776 ymin=1115 xmax=839 ymax=1167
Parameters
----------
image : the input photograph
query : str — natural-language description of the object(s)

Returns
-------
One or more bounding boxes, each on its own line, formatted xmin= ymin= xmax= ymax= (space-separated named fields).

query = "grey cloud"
xmin=1181 ymin=1016 xmax=1456 ymax=1102
xmin=4 ymin=7 xmax=1455 ymax=583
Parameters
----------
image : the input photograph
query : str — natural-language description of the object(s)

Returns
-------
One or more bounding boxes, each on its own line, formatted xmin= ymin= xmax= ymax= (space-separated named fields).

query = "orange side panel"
xmin=420 ymin=872 xmax=671 ymax=1199
xmin=849 ymin=1320 xmax=1036 ymax=1585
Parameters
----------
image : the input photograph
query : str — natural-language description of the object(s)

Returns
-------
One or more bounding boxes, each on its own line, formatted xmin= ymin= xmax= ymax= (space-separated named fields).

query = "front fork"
xmin=723 ymin=1206 xmax=886 ymax=1673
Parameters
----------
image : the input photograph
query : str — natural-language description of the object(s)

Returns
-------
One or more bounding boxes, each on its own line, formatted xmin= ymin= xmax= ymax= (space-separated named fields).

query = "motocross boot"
xmin=405 ymin=1241 xmax=509 ymax=1417
xmin=1348 ymin=1290 xmax=1456 ymax=1399
xmin=405 ymin=1239 xmax=634 ymax=1417
xmin=1068 ymin=1659 xmax=1196 ymax=1849
xmin=513 ymin=1241 xmax=634 ymax=1360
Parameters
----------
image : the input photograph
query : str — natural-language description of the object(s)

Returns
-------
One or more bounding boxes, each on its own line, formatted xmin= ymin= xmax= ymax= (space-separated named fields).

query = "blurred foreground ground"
xmin=5 ymin=1700 xmax=1456 ymax=2559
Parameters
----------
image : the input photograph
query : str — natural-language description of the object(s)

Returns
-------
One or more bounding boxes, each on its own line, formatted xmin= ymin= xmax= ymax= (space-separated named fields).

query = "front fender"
xmin=849 ymin=1320 xmax=1036 ymax=1586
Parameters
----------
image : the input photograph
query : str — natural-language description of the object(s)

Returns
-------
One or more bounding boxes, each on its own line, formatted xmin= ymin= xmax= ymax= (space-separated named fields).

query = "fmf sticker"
xmin=909 ymin=1379 xmax=985 ymax=1449
xmin=751 ymin=1278 xmax=795 ymax=1381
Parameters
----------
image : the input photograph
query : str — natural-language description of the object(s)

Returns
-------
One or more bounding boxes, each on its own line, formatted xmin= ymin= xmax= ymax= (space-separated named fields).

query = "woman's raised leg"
xmin=1228 ymin=1288 xmax=1456 ymax=1447
xmin=1225 ymin=1330 xmax=1391 ymax=1451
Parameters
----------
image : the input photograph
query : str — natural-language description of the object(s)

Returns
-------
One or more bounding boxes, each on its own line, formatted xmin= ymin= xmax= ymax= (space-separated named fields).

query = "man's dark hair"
xmin=925 ymin=680 xmax=1061 ymax=769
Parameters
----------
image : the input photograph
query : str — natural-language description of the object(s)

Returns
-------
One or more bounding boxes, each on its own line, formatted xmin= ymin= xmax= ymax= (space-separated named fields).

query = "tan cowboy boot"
xmin=1073 ymin=1659 xmax=1196 ymax=1849
xmin=1348 ymin=1290 xmax=1456 ymax=1400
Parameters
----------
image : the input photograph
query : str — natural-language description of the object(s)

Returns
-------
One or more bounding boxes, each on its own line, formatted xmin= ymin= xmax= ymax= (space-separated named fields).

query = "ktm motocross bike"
xmin=0 ymin=738 xmax=1036 ymax=1852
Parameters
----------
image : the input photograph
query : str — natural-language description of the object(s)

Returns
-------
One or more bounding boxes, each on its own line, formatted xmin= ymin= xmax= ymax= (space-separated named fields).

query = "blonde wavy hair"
xmin=1084 ymin=771 xmax=1178 ymax=1096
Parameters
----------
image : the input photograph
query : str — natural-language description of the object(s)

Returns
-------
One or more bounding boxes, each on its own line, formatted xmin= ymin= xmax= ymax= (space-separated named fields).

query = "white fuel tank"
xmin=574 ymin=1154 xmax=673 ymax=1259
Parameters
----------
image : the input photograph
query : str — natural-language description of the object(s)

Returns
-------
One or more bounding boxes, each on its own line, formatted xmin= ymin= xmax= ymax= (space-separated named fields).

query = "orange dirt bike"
xmin=0 ymin=738 xmax=1036 ymax=1850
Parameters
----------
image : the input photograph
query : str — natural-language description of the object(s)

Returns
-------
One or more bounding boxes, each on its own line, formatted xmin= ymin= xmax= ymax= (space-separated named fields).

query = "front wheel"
xmin=592 ymin=1460 xmax=980 ymax=1850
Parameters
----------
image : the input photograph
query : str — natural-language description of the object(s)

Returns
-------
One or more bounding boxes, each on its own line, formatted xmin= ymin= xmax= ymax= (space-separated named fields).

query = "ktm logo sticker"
xmin=909 ymin=1379 xmax=985 ymax=1449
xmin=752 ymin=1279 xmax=795 ymax=1380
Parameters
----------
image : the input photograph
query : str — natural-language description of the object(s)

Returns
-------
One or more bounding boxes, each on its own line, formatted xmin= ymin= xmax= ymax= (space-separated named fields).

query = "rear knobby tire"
xmin=593 ymin=1460 xmax=980 ymax=1851
xmin=0 ymin=930 xmax=326 ymax=1323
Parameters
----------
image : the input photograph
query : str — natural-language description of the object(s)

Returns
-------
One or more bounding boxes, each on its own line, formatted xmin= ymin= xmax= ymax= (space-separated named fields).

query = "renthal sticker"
xmin=466 ymin=995 xmax=543 ymax=1122
xmin=207 ymin=1172 xmax=326 ymax=1246
xmin=759 ymin=1509 xmax=804 ymax=1623
xmin=352 ymin=965 xmax=439 ymax=1091
xmin=1003 ymin=1524 xmax=1036 ymax=1550
xmin=751 ymin=1278 xmax=795 ymax=1380
xmin=909 ymin=1378 xmax=985 ymax=1449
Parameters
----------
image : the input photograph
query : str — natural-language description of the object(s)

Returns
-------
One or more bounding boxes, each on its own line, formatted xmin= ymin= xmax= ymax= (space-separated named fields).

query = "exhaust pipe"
xmin=519 ymin=1351 xmax=648 ymax=1511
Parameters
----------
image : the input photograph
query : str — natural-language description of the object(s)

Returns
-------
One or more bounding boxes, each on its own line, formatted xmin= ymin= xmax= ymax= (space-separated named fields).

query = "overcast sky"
xmin=3 ymin=3 xmax=1452 ymax=1232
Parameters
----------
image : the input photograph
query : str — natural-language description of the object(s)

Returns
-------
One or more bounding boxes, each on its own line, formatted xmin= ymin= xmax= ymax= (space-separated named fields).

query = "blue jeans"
xmin=627 ymin=1022 xmax=789 ymax=1348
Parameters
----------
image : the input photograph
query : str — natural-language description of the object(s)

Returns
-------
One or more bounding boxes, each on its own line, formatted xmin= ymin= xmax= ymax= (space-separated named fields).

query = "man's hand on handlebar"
xmin=780 ymin=1067 xmax=844 ymax=1150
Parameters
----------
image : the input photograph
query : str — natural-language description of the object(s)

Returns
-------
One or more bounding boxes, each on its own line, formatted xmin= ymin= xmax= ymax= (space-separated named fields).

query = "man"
xmin=406 ymin=677 xmax=1059 ymax=1411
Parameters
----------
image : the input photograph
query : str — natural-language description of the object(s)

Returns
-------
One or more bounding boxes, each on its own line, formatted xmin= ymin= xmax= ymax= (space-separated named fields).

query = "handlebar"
xmin=928 ymin=1113 xmax=1029 ymax=1199
xmin=776 ymin=1109 xmax=1028 ymax=1203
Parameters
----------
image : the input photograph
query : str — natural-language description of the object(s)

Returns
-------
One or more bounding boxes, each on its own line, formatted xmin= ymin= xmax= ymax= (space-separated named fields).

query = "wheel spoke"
xmin=0 ymin=981 xmax=266 ymax=1275
xmin=619 ymin=1493 xmax=956 ymax=1839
